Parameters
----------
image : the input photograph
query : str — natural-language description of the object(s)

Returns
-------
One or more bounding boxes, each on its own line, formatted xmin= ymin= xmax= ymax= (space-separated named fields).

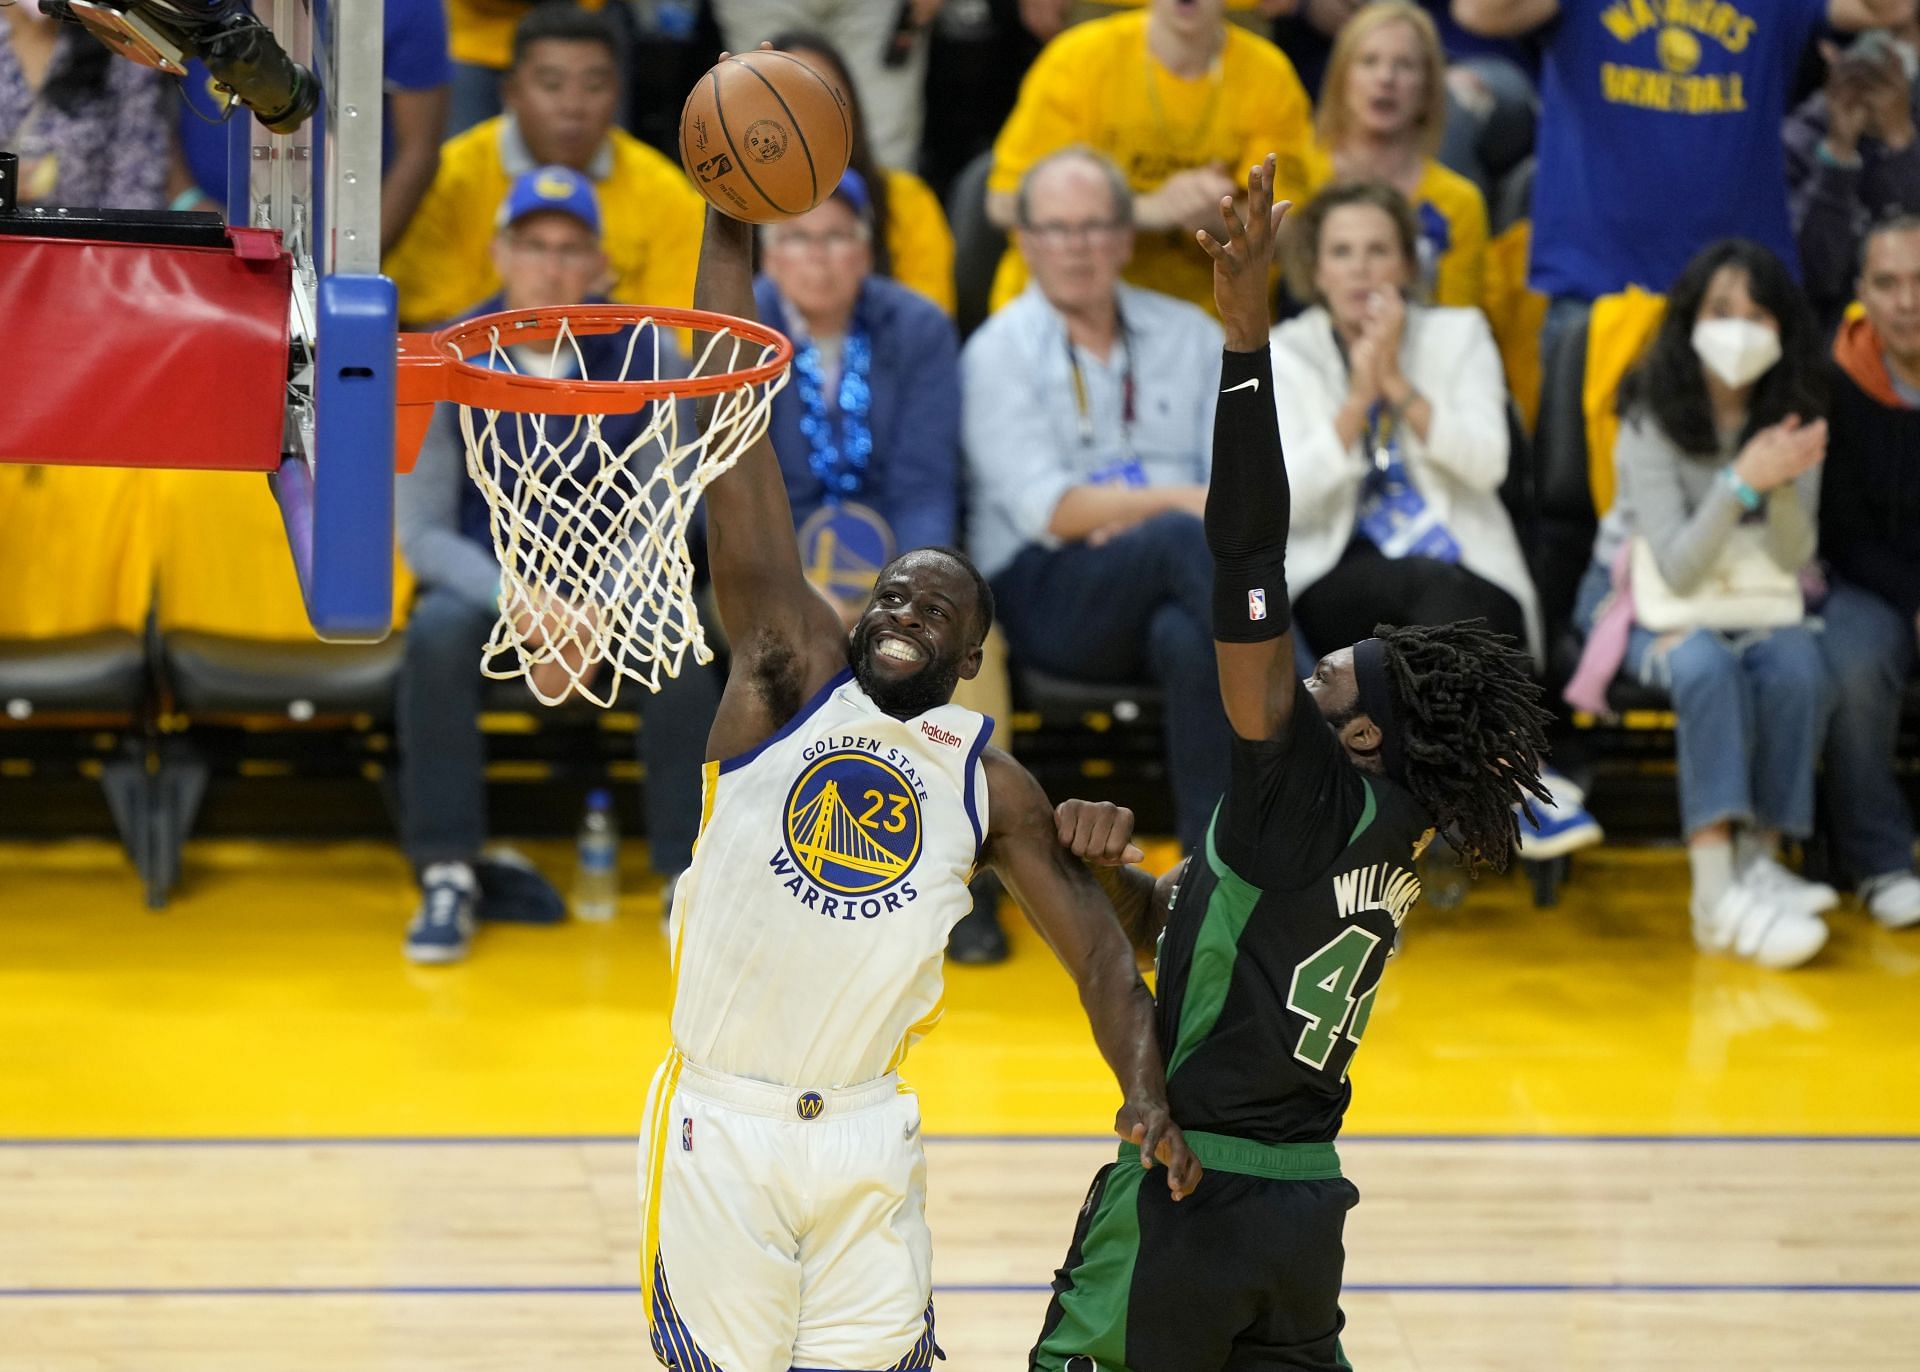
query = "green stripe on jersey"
xmin=1032 ymin=1160 xmax=1146 ymax=1371
xmin=1165 ymin=816 xmax=1263 ymax=1080
xmin=1347 ymin=778 xmax=1377 ymax=847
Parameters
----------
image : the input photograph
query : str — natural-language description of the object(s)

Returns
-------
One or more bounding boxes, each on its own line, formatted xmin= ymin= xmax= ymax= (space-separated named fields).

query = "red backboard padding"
xmin=0 ymin=229 xmax=292 ymax=471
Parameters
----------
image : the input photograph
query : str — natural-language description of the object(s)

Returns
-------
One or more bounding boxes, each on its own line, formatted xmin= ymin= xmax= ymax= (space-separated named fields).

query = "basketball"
xmin=678 ymin=50 xmax=852 ymax=225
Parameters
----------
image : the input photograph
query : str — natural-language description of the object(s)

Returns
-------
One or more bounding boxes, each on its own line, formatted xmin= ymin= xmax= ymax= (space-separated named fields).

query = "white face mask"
xmin=1691 ymin=317 xmax=1782 ymax=388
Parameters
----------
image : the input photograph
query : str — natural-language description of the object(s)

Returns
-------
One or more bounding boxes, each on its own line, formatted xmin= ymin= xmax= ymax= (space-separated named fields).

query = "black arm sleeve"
xmin=1205 ymin=346 xmax=1291 ymax=642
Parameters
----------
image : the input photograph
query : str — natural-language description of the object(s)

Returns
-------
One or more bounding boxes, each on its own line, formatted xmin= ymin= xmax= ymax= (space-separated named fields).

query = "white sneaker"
xmin=1743 ymin=855 xmax=1840 ymax=916
xmin=1692 ymin=880 xmax=1829 ymax=969
xmin=1861 ymin=872 xmax=1920 ymax=930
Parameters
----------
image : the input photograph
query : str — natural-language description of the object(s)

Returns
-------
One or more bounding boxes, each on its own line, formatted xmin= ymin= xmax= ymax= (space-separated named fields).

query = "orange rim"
xmin=400 ymin=304 xmax=794 ymax=417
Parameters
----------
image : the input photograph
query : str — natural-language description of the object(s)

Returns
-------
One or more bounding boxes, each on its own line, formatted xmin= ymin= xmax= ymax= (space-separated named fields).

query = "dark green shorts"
xmin=1029 ymin=1134 xmax=1359 ymax=1372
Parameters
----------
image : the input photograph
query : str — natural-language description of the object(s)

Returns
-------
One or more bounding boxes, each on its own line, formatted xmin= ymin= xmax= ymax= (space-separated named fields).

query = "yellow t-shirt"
xmin=1300 ymin=150 xmax=1488 ymax=312
xmin=384 ymin=117 xmax=706 ymax=331
xmin=884 ymin=167 xmax=956 ymax=316
xmin=446 ymin=0 xmax=610 ymax=72
xmin=987 ymin=11 xmax=1311 ymax=316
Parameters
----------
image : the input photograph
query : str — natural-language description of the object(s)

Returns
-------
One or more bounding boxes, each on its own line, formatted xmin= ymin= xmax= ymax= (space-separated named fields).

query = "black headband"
xmin=1352 ymin=637 xmax=1407 ymax=786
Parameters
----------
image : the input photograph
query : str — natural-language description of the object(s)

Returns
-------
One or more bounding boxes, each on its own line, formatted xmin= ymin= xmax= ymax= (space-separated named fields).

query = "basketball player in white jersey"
xmin=636 ymin=190 xmax=1203 ymax=1370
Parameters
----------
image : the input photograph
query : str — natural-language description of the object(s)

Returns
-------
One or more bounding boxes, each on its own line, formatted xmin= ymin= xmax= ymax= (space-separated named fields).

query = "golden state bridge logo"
xmin=775 ymin=750 xmax=924 ymax=912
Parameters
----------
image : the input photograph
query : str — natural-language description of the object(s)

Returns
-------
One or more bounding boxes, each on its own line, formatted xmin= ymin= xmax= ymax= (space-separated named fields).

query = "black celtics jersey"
xmin=1152 ymin=689 xmax=1433 ymax=1144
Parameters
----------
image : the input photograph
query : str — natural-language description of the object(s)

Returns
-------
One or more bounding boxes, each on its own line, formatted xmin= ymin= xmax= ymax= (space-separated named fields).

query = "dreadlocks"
xmin=1376 ymin=620 xmax=1554 ymax=875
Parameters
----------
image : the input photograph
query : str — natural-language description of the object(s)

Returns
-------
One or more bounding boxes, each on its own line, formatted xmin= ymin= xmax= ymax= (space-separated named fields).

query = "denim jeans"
xmin=397 ymin=585 xmax=721 ymax=875
xmin=1575 ymin=560 xmax=1830 ymax=839
xmin=1817 ymin=579 xmax=1918 ymax=881
xmin=992 ymin=512 xmax=1231 ymax=856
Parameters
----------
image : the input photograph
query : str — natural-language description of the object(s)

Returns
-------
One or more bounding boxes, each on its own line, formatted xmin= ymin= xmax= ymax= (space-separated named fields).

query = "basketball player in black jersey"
xmin=1027 ymin=156 xmax=1554 ymax=1372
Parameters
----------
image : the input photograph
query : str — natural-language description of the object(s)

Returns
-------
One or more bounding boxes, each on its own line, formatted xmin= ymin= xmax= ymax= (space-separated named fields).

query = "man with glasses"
xmin=391 ymin=165 xmax=720 ymax=963
xmin=962 ymin=147 xmax=1231 ymax=859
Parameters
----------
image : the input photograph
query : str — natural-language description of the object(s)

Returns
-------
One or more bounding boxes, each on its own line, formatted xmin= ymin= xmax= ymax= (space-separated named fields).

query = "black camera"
xmin=39 ymin=0 xmax=319 ymax=135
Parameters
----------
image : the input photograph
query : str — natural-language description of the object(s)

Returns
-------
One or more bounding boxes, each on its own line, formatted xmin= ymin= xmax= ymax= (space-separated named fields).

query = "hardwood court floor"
xmin=3 ymin=838 xmax=1919 ymax=1369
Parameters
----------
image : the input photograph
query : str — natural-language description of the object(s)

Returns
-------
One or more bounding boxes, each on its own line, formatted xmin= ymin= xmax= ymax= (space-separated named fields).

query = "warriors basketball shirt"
xmin=668 ymin=668 xmax=993 ymax=1088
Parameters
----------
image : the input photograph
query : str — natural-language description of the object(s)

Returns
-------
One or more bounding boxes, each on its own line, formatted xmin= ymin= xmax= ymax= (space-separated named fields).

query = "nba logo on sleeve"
xmin=1248 ymin=588 xmax=1268 ymax=622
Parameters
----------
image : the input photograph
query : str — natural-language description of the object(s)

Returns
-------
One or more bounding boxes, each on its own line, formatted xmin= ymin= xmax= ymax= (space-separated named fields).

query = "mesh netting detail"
xmin=457 ymin=316 xmax=786 ymax=707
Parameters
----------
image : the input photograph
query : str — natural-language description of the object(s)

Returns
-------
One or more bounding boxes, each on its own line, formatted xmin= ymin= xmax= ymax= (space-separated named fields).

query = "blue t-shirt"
xmin=178 ymin=0 xmax=451 ymax=202
xmin=1528 ymin=0 xmax=1826 ymax=301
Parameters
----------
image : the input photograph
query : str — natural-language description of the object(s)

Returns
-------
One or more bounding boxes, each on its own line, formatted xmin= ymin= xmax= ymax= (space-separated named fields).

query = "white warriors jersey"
xmin=667 ymin=669 xmax=994 ymax=1088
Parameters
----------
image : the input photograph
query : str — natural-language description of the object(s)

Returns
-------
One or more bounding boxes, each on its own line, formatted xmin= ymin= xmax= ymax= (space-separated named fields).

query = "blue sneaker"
xmin=406 ymin=862 xmax=477 ymax=964
xmin=1517 ymin=771 xmax=1604 ymax=860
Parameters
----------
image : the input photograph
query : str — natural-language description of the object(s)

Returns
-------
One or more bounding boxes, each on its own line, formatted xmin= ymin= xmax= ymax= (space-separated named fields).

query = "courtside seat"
xmin=0 ymin=630 xmax=147 ymax=716
xmin=946 ymin=148 xmax=1005 ymax=341
xmin=161 ymin=631 xmax=404 ymax=719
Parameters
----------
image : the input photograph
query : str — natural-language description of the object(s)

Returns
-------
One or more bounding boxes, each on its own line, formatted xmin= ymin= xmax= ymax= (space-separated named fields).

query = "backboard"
xmin=0 ymin=0 xmax=396 ymax=643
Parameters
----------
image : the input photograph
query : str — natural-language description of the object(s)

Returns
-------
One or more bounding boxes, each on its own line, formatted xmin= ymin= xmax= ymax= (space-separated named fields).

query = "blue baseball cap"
xmin=829 ymin=168 xmax=869 ymax=219
xmin=497 ymin=164 xmax=601 ymax=236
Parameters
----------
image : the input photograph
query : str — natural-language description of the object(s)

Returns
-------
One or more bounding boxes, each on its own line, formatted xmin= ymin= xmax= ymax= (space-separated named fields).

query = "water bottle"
xmin=574 ymin=788 xmax=620 ymax=922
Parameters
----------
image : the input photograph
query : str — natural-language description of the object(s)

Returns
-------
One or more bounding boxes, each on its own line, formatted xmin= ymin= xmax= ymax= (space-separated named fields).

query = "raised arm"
xmin=1195 ymin=156 xmax=1301 ymax=742
xmin=694 ymin=202 xmax=849 ymax=747
xmin=983 ymin=751 xmax=1200 ymax=1199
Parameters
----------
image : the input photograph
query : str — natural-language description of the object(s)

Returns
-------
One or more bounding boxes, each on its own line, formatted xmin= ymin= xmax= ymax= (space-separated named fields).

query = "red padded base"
xmin=0 ymin=228 xmax=292 ymax=471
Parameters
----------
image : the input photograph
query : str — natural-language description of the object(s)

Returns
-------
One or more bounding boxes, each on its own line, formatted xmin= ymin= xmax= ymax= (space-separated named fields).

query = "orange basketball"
xmin=679 ymin=51 xmax=853 ymax=225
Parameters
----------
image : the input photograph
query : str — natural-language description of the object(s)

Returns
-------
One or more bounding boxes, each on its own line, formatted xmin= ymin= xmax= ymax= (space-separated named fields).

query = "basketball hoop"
xmin=395 ymin=304 xmax=792 ymax=708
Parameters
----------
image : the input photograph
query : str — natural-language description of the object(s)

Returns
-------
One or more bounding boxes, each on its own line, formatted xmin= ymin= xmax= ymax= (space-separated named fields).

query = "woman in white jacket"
xmin=1269 ymin=181 xmax=1543 ymax=665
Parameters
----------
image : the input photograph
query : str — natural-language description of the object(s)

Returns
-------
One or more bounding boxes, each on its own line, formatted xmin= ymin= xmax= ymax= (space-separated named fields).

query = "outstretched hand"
xmin=1197 ymin=154 xmax=1290 ymax=352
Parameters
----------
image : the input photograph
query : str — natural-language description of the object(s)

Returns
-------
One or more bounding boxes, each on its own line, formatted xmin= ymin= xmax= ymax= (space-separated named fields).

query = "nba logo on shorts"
xmin=1248 ymin=588 xmax=1268 ymax=622
xmin=681 ymin=1117 xmax=693 ymax=1151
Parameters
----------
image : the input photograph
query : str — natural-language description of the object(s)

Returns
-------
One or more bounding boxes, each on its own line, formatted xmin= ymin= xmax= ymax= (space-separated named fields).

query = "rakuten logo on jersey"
xmin=920 ymin=721 xmax=963 ymax=749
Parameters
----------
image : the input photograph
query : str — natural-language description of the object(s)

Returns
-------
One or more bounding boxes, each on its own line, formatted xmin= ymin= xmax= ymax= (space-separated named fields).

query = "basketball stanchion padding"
xmin=0 ymin=228 xmax=291 ymax=470
xmin=395 ymin=303 xmax=794 ymax=708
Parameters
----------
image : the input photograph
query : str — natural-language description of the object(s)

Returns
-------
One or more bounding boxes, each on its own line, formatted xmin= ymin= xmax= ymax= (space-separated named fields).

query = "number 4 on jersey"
xmin=1287 ymin=926 xmax=1382 ymax=1077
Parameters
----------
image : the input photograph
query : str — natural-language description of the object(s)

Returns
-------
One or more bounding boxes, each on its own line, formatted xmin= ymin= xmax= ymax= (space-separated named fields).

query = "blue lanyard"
xmin=794 ymin=313 xmax=874 ymax=503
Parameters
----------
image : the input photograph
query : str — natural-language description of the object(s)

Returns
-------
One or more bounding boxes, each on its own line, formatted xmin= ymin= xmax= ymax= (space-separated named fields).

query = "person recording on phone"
xmin=1787 ymin=17 xmax=1920 ymax=331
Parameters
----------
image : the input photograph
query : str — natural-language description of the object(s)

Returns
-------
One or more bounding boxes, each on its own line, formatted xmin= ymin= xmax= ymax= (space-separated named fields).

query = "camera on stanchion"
xmin=37 ymin=0 xmax=319 ymax=134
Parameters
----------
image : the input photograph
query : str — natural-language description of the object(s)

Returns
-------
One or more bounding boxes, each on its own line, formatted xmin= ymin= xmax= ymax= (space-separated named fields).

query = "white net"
xmin=455 ymin=314 xmax=787 ymax=707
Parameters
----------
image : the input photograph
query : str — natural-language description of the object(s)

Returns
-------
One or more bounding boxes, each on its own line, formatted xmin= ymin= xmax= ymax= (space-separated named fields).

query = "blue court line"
xmin=2 ymin=1282 xmax=1917 ymax=1299
xmin=2 ymin=1133 xmax=1920 ymax=1147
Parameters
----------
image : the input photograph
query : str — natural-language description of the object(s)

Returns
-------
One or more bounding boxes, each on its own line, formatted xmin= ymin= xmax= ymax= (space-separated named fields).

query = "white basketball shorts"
xmin=638 ymin=1051 xmax=940 ymax=1372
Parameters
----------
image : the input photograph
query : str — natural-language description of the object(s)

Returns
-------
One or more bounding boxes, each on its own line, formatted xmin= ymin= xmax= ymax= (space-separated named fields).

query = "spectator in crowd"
xmin=755 ymin=170 xmax=962 ymax=628
xmin=170 ymin=0 xmax=450 ymax=252
xmin=1816 ymin=214 xmax=1920 ymax=926
xmin=769 ymin=30 xmax=957 ymax=314
xmin=1269 ymin=181 xmax=1598 ymax=858
xmin=753 ymin=168 xmax=1013 ymax=963
xmin=1454 ymin=0 xmax=1919 ymax=358
xmin=963 ymin=149 xmax=1229 ymax=856
xmin=384 ymin=5 xmax=704 ymax=330
xmin=442 ymin=0 xmax=615 ymax=136
xmin=1787 ymin=20 xmax=1920 ymax=331
xmin=1305 ymin=2 xmax=1490 ymax=311
xmin=985 ymin=0 xmax=1313 ymax=318
xmin=2 ymin=0 xmax=165 ymax=210
xmin=919 ymin=0 xmax=1044 ymax=198
xmin=1570 ymin=240 xmax=1834 ymax=968
xmin=712 ymin=0 xmax=937 ymax=169
xmin=394 ymin=166 xmax=719 ymax=964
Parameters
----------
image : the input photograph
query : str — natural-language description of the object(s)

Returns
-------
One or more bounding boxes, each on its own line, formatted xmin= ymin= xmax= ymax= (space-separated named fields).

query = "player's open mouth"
xmin=874 ymin=635 xmax=926 ymax=666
